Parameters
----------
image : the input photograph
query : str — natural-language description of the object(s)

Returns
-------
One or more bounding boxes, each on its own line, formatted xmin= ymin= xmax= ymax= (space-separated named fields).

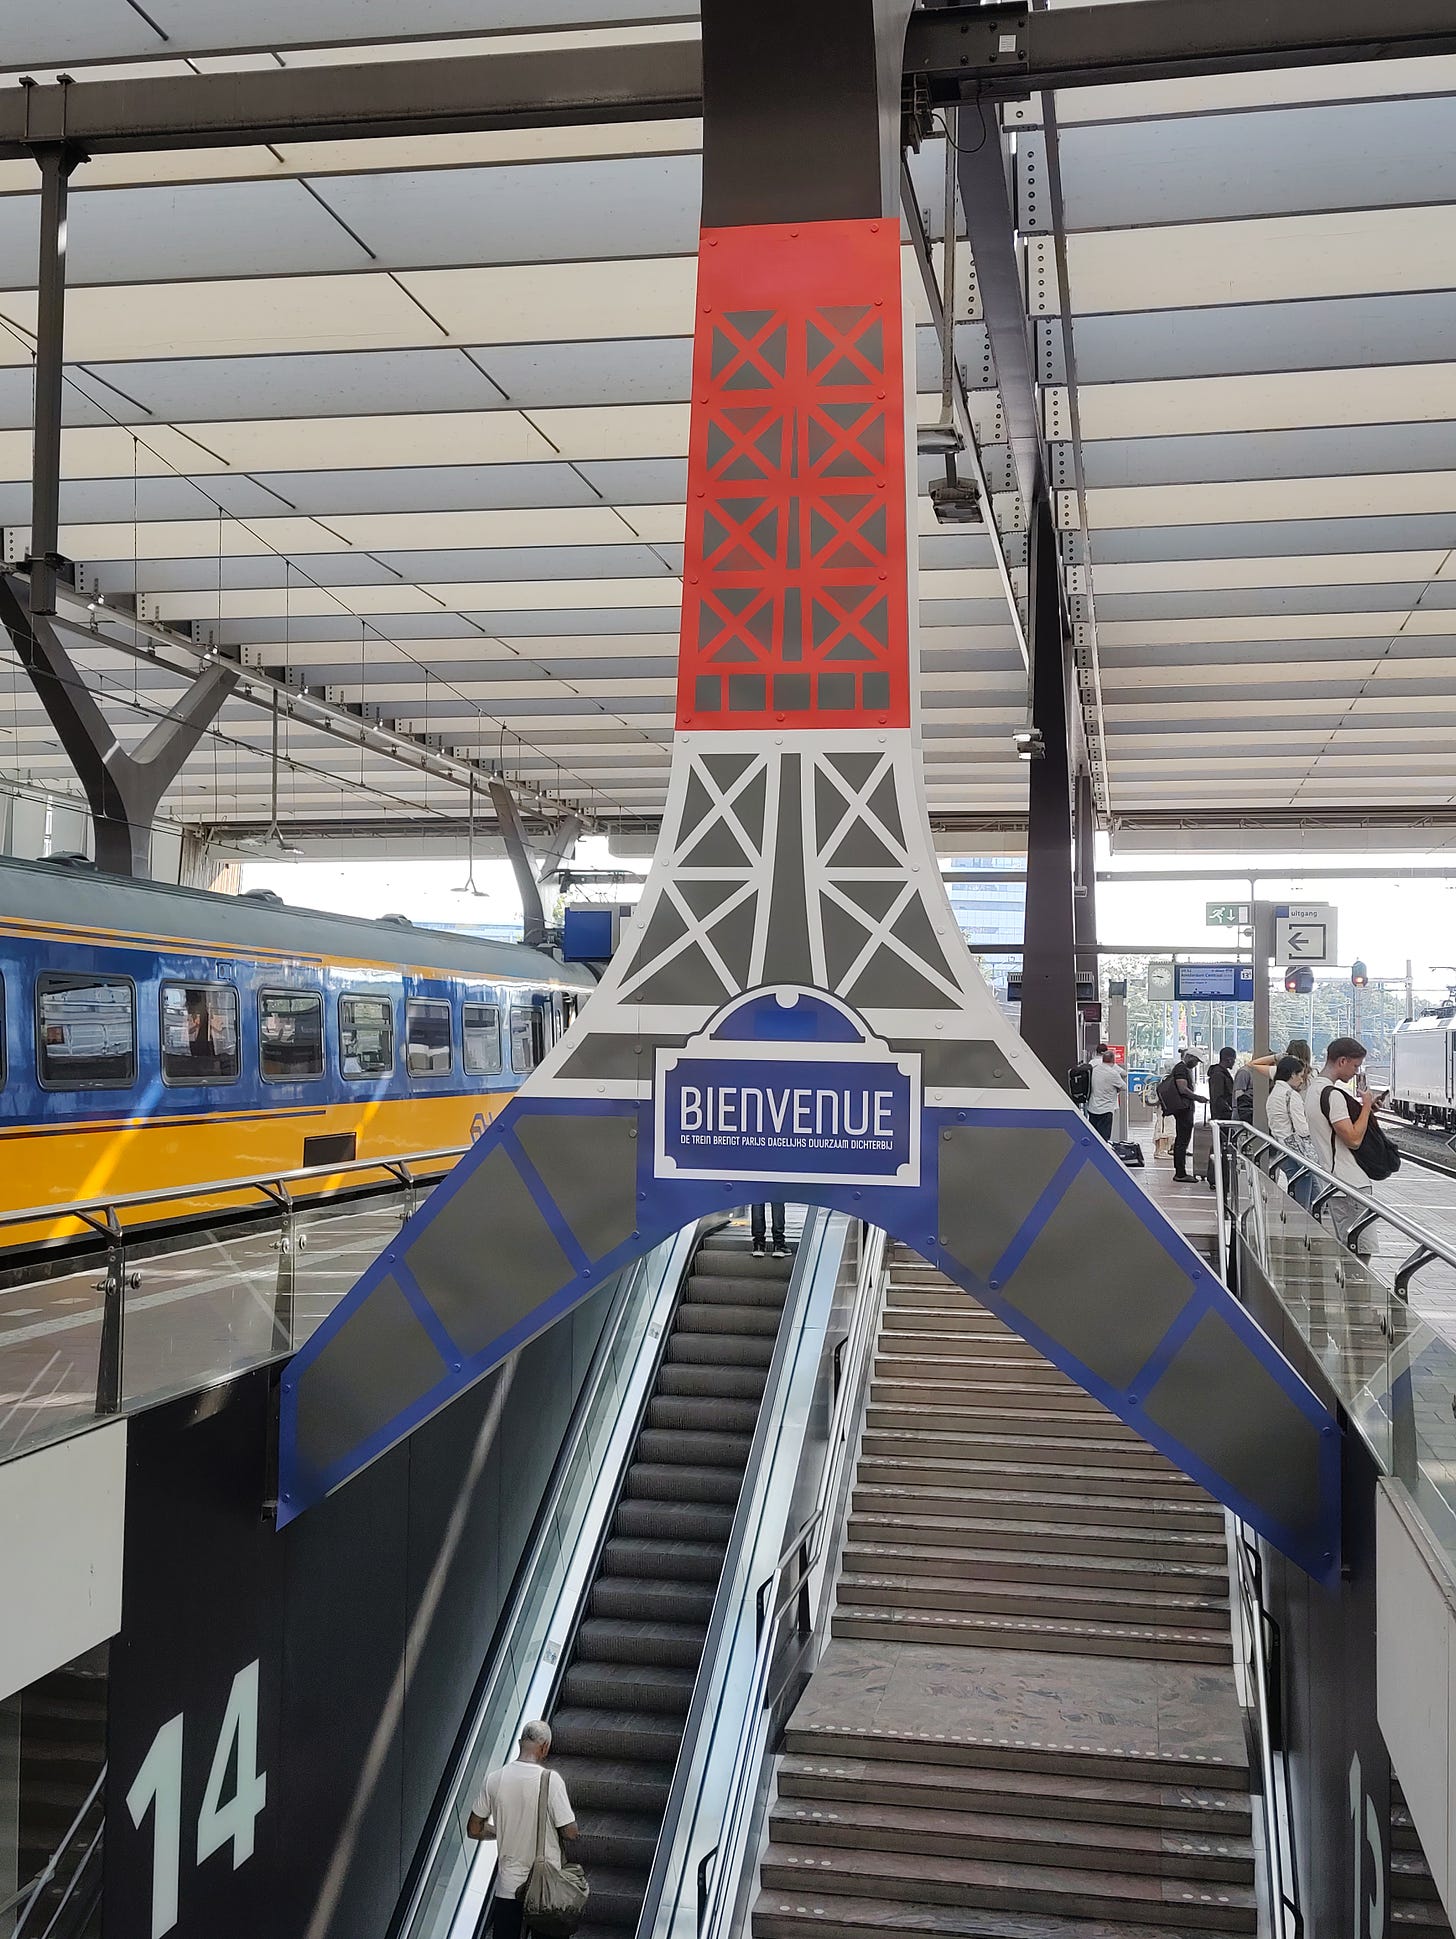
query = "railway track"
xmin=1383 ymin=1116 xmax=1456 ymax=1178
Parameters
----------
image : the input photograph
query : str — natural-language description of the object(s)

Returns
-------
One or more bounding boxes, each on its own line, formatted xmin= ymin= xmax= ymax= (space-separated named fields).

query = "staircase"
xmin=1394 ymin=1779 xmax=1456 ymax=1936
xmin=751 ymin=1243 xmax=1256 ymax=1939
xmin=548 ymin=1223 xmax=794 ymax=1939
xmin=839 ymin=1252 xmax=1233 ymax=1666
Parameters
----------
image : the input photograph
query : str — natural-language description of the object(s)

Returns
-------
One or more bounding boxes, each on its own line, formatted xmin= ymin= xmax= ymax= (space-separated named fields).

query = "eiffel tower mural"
xmin=279 ymin=0 xmax=1340 ymax=1577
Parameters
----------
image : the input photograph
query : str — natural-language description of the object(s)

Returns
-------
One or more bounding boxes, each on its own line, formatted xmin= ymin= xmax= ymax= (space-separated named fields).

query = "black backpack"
xmin=1069 ymin=1061 xmax=1092 ymax=1105
xmin=1319 ymin=1087 xmax=1402 ymax=1182
xmin=1156 ymin=1071 xmax=1186 ymax=1114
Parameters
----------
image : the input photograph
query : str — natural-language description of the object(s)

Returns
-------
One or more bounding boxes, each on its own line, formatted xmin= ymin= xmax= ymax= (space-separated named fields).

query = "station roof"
xmin=0 ymin=3 xmax=1452 ymax=852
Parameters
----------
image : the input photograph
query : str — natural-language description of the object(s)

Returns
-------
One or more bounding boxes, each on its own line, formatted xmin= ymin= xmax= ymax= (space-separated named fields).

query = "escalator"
xmin=396 ymin=1209 xmax=873 ymax=1939
xmin=534 ymin=1227 xmax=794 ymax=1937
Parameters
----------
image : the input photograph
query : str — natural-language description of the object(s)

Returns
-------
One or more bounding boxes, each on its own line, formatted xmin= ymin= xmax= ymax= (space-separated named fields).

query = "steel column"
xmin=0 ymin=574 xmax=238 ymax=876
xmin=1020 ymin=494 xmax=1078 ymax=1084
xmin=1073 ymin=765 xmax=1098 ymax=986
xmin=29 ymin=146 xmax=77 ymax=619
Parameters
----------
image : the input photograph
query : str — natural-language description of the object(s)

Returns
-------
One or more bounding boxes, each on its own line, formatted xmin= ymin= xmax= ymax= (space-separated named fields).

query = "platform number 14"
xmin=125 ymin=1661 xmax=269 ymax=1939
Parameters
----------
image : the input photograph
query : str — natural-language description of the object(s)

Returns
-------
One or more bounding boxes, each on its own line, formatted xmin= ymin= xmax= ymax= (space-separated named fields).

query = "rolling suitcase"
xmin=1190 ymin=1116 xmax=1215 ymax=1188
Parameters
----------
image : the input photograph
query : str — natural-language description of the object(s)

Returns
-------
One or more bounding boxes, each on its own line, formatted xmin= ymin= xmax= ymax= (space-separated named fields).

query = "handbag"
xmin=522 ymin=1768 xmax=589 ymax=1938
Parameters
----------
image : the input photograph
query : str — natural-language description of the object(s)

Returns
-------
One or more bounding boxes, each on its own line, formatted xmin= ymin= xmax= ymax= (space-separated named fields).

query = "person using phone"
xmin=1306 ymin=1037 xmax=1384 ymax=1253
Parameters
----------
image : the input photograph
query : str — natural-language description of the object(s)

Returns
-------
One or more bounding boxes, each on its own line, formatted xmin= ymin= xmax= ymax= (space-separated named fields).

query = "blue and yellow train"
xmin=0 ymin=856 xmax=595 ymax=1241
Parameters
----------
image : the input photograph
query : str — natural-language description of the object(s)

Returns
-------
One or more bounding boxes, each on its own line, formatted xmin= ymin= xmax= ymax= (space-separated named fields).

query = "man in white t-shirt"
xmin=468 ymin=1720 xmax=579 ymax=1937
xmin=1305 ymin=1036 xmax=1385 ymax=1255
xmin=1086 ymin=1051 xmax=1127 ymax=1143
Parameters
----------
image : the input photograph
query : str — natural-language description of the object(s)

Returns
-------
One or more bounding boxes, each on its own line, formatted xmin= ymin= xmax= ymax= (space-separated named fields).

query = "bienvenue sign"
xmin=655 ymin=1017 xmax=921 ymax=1188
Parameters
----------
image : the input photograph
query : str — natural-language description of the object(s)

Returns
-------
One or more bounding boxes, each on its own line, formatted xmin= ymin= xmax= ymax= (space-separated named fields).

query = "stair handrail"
xmin=6 ymin=1763 xmax=105 ymax=1934
xmin=1234 ymin=1530 xmax=1304 ymax=1939
xmin=686 ymin=1221 xmax=889 ymax=1939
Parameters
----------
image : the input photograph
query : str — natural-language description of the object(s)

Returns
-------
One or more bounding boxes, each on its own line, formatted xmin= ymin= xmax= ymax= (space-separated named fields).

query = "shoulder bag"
xmin=522 ymin=1768 xmax=589 ymax=1938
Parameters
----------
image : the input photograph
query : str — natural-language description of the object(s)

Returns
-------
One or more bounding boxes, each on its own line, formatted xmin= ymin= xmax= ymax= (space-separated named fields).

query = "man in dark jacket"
xmin=1208 ymin=1047 xmax=1236 ymax=1121
xmin=1159 ymin=1053 xmax=1201 ymax=1182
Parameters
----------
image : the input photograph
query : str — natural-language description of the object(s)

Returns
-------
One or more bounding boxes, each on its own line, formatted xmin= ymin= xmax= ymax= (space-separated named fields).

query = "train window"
xmin=36 ymin=972 xmax=136 ymax=1090
xmin=259 ymin=990 xmax=324 ymax=1082
xmin=509 ymin=1003 xmax=541 ymax=1075
xmin=462 ymin=1003 xmax=503 ymax=1076
xmin=160 ymin=982 xmax=240 ymax=1086
xmin=406 ymin=998 xmax=454 ymax=1078
xmin=340 ymin=994 xmax=394 ymax=1079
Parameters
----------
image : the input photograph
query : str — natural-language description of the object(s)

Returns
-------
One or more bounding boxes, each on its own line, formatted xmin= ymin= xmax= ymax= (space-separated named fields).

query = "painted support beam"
xmin=0 ymin=574 xmax=237 ymax=877
xmin=1074 ymin=765 xmax=1098 ymax=992
xmin=2 ymin=0 xmax=1454 ymax=156
xmin=278 ymin=0 xmax=1343 ymax=1586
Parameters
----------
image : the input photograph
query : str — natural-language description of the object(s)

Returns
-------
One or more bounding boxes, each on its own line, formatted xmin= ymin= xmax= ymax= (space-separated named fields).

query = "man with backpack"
xmin=1157 ymin=1052 xmax=1201 ymax=1183
xmin=1306 ymin=1036 xmax=1400 ymax=1254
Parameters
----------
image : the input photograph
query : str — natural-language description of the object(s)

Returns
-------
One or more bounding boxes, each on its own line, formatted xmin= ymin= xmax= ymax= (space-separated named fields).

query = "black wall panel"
xmin=105 ymin=1286 xmax=614 ymax=1939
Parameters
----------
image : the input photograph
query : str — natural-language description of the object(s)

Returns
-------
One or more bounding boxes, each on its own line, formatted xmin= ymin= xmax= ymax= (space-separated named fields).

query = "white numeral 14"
xmin=125 ymin=1661 xmax=269 ymax=1939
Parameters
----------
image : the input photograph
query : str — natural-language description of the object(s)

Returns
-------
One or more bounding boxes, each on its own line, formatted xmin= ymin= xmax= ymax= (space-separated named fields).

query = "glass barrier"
xmin=1232 ymin=1149 xmax=1456 ymax=1578
xmin=0 ymin=1177 xmax=443 ymax=1464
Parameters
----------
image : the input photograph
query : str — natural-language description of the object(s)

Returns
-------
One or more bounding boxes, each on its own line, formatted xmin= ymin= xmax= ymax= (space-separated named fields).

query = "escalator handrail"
xmin=392 ymin=1223 xmax=700 ymax=1939
xmin=691 ymin=1223 xmax=888 ymax=1939
xmin=634 ymin=1205 xmax=839 ymax=1937
xmin=8 ymin=1764 xmax=105 ymax=1936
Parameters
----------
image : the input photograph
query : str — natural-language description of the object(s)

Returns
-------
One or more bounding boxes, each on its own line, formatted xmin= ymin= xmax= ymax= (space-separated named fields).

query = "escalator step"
xmin=549 ymin=1706 xmax=684 ymax=1764
xmin=592 ymin=1577 xmax=717 ymax=1624
xmin=666 ymin=1333 xmax=776 ymax=1369
xmin=614 ymin=1498 xmax=737 ymax=1543
xmin=685 ymin=1274 xmax=794 ymax=1308
xmin=567 ymin=1864 xmax=650 ymax=1929
xmin=656 ymin=1365 xmax=769 ymax=1402
xmin=602 ymin=1537 xmax=727 ymax=1583
xmin=677 ymin=1303 xmax=783 ymax=1338
xmin=571 ymin=1811 xmax=661 ymax=1874
xmin=636 ymin=1428 xmax=753 ymax=1468
xmin=692 ymin=1250 xmax=794 ymax=1281
xmin=551 ymin=1757 xmax=673 ymax=1814
xmin=574 ymin=1618 xmax=706 ymax=1669
xmin=648 ymin=1395 xmax=762 ymax=1433
xmin=625 ymin=1461 xmax=745 ymax=1503
xmin=560 ymin=1662 xmax=697 ymax=1716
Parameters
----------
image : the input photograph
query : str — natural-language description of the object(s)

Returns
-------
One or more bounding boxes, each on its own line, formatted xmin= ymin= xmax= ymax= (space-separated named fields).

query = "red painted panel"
xmin=676 ymin=219 xmax=910 ymax=732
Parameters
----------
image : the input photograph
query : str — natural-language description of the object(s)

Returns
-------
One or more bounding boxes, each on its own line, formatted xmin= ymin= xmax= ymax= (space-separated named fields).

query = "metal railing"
xmin=689 ymin=1222 xmax=887 ymax=1939
xmin=5 ymin=1765 xmax=105 ymax=1938
xmin=0 ymin=1142 xmax=468 ymax=1459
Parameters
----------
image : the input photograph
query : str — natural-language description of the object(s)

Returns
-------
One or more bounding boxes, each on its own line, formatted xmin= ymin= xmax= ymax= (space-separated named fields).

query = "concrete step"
xmin=782 ymin=1724 xmax=1248 ymax=1794
xmin=861 ymin=1428 xmax=1193 ymax=1481
xmin=847 ymin=1508 xmax=1227 ymax=1565
xmin=838 ymin=1566 xmax=1230 ymax=1629
xmin=758 ymin=1841 xmax=1256 ymax=1932
xmin=777 ymin=1752 xmax=1254 ymax=1838
xmin=832 ymin=1603 xmax=1234 ymax=1665
xmin=872 ymin=1388 xmax=1147 ymax=1434
xmin=870 ymin=1376 xmax=1117 ymax=1418
xmin=864 ymin=1413 xmax=1168 ymax=1462
xmin=768 ymin=1795 xmax=1254 ymax=1884
xmin=841 ymin=1535 xmax=1229 ymax=1598
xmin=753 ymin=1888 xmax=1243 ymax=1939
xmin=853 ymin=1478 xmax=1223 ymax=1531
xmin=878 ymin=1339 xmax=1067 ymax=1375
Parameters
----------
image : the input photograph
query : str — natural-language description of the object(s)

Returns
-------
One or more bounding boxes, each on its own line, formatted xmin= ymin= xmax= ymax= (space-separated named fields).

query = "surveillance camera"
xmin=1013 ymin=728 xmax=1045 ymax=762
xmin=930 ymin=475 xmax=983 ymax=526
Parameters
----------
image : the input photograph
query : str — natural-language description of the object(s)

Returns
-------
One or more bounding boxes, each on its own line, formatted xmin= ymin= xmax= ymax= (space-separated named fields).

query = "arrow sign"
xmin=1276 ymin=913 xmax=1335 ymax=964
